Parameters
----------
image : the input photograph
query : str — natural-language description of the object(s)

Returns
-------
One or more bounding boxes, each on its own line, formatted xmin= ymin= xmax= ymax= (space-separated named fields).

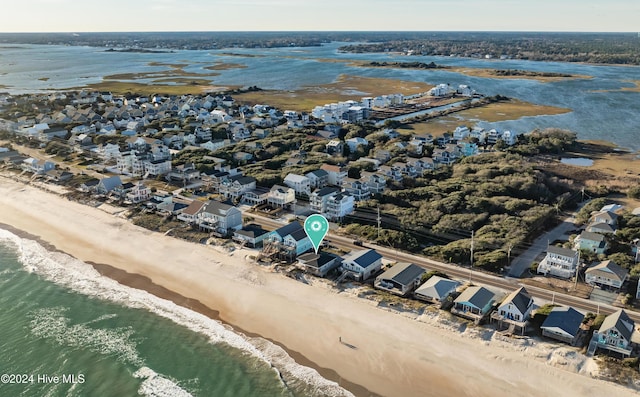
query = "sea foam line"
xmin=0 ymin=229 xmax=353 ymax=397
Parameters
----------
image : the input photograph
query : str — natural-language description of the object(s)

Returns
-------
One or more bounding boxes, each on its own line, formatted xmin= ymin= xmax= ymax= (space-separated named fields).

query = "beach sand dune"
xmin=0 ymin=178 xmax=634 ymax=397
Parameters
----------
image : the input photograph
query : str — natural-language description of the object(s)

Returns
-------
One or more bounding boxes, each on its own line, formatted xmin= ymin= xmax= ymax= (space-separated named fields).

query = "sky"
xmin=0 ymin=0 xmax=638 ymax=33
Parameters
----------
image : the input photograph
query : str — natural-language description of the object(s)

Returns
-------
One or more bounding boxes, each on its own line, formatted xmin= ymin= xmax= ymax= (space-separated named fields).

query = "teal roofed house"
xmin=594 ymin=309 xmax=639 ymax=357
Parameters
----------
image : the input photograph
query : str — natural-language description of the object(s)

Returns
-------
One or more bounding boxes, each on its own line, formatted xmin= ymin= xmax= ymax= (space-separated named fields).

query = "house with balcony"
xmin=22 ymin=158 xmax=55 ymax=174
xmin=374 ymin=263 xmax=425 ymax=296
xmin=377 ymin=165 xmax=403 ymax=182
xmin=267 ymin=185 xmax=296 ymax=208
xmin=585 ymin=260 xmax=628 ymax=291
xmin=593 ymin=309 xmax=638 ymax=357
xmin=342 ymin=178 xmax=371 ymax=201
xmin=414 ymin=276 xmax=460 ymax=305
xmin=125 ymin=183 xmax=152 ymax=204
xmin=491 ymin=287 xmax=534 ymax=334
xmin=177 ymin=200 xmax=206 ymax=224
xmin=296 ymin=252 xmax=342 ymax=277
xmin=306 ymin=169 xmax=329 ymax=190
xmin=541 ymin=306 xmax=585 ymax=345
xmin=325 ymin=192 xmax=355 ymax=221
xmin=196 ymin=200 xmax=243 ymax=235
xmin=284 ymin=173 xmax=311 ymax=196
xmin=310 ymin=187 xmax=341 ymax=213
xmin=242 ymin=187 xmax=270 ymax=206
xmin=537 ymin=245 xmax=580 ymax=279
xmin=219 ymin=175 xmax=257 ymax=201
xmin=233 ymin=224 xmax=270 ymax=248
xmin=326 ymin=140 xmax=344 ymax=156
xmin=265 ymin=222 xmax=312 ymax=258
xmin=345 ymin=137 xmax=369 ymax=152
xmin=340 ymin=249 xmax=383 ymax=281
xmin=452 ymin=286 xmax=496 ymax=323
xmin=360 ymin=172 xmax=386 ymax=194
xmin=320 ymin=163 xmax=348 ymax=186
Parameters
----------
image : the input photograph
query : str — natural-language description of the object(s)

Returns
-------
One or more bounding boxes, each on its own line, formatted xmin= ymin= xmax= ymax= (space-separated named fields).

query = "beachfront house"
xmin=177 ymin=200 xmax=206 ymax=224
xmin=296 ymin=252 xmax=342 ymax=277
xmin=374 ymin=263 xmax=425 ymax=296
xmin=265 ymin=222 xmax=312 ymax=258
xmin=593 ymin=309 xmax=637 ymax=357
xmin=536 ymin=246 xmax=579 ymax=279
xmin=21 ymin=158 xmax=55 ymax=174
xmin=125 ymin=183 xmax=152 ymax=204
xmin=196 ymin=200 xmax=243 ymax=235
xmin=95 ymin=176 xmax=123 ymax=195
xmin=491 ymin=287 xmax=534 ymax=334
xmin=340 ymin=249 xmax=383 ymax=281
xmin=585 ymin=260 xmax=628 ymax=291
xmin=452 ymin=286 xmax=496 ymax=323
xmin=414 ymin=276 xmax=461 ymax=305
xmin=540 ymin=306 xmax=585 ymax=346
xmin=233 ymin=224 xmax=270 ymax=248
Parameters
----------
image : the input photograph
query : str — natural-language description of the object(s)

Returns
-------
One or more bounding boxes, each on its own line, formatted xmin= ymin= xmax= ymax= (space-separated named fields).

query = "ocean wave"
xmin=0 ymin=229 xmax=354 ymax=397
xmin=134 ymin=367 xmax=194 ymax=397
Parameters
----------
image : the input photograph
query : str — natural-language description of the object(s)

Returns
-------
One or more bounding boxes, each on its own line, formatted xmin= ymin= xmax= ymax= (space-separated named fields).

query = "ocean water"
xmin=0 ymin=229 xmax=352 ymax=397
xmin=1 ymin=42 xmax=640 ymax=150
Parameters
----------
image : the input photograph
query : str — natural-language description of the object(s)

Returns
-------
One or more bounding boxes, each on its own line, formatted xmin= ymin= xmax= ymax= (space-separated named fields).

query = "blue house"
xmin=266 ymin=222 xmax=312 ymax=257
xmin=452 ymin=286 xmax=496 ymax=322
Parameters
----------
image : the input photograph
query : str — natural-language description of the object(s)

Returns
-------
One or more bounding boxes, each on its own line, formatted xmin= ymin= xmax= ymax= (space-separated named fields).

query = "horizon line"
xmin=0 ymin=30 xmax=638 ymax=34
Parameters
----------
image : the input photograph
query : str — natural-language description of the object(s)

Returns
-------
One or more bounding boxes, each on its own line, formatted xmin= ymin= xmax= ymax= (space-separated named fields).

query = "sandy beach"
xmin=0 ymin=177 xmax=636 ymax=397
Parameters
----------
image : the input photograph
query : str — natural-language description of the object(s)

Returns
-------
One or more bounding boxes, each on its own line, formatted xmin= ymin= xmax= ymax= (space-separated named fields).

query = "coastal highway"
xmin=247 ymin=212 xmax=640 ymax=324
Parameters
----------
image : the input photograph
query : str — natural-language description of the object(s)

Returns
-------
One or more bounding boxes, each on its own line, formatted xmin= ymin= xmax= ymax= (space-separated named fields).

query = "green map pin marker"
xmin=304 ymin=214 xmax=329 ymax=254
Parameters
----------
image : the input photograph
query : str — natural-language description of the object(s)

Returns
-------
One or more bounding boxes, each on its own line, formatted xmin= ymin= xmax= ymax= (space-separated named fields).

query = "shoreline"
xmin=0 ymin=221 xmax=373 ymax=397
xmin=0 ymin=178 xmax=638 ymax=397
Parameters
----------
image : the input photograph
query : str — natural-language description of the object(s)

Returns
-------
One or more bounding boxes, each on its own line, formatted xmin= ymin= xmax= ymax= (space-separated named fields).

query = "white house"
xmin=267 ymin=185 xmax=296 ymax=208
xmin=325 ymin=192 xmax=355 ymax=221
xmin=492 ymin=287 xmax=534 ymax=333
xmin=341 ymin=249 xmax=383 ymax=281
xmin=537 ymin=245 xmax=580 ymax=279
xmin=310 ymin=187 xmax=340 ymax=213
xmin=341 ymin=178 xmax=371 ymax=201
xmin=284 ymin=173 xmax=311 ymax=196
xmin=125 ymin=183 xmax=152 ymax=203
xmin=345 ymin=137 xmax=369 ymax=152
xmin=320 ymin=163 xmax=347 ymax=186
xmin=306 ymin=169 xmax=329 ymax=189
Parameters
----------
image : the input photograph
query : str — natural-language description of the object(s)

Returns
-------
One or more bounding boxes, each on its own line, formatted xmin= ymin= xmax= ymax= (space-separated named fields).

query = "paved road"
xmin=245 ymin=211 xmax=640 ymax=323
xmin=508 ymin=202 xmax=589 ymax=278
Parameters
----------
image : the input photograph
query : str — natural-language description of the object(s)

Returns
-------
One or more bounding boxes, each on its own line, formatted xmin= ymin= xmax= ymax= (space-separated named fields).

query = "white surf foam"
xmin=0 ymin=229 xmax=354 ymax=397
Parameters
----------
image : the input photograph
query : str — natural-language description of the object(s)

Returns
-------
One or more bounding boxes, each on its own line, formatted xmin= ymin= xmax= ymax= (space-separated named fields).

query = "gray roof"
xmin=343 ymin=249 xmax=382 ymax=268
xmin=377 ymin=263 xmax=425 ymax=286
xmin=415 ymin=276 xmax=460 ymax=300
xmin=585 ymin=260 xmax=628 ymax=282
xmin=290 ymin=229 xmax=309 ymax=242
xmin=307 ymin=169 xmax=328 ymax=178
xmin=579 ymin=231 xmax=606 ymax=243
xmin=541 ymin=306 xmax=584 ymax=337
xmin=202 ymin=200 xmax=237 ymax=216
xmin=273 ymin=221 xmax=304 ymax=239
xmin=600 ymin=309 xmax=634 ymax=342
xmin=499 ymin=287 xmax=533 ymax=315
xmin=99 ymin=175 xmax=122 ymax=192
xmin=588 ymin=222 xmax=615 ymax=233
xmin=547 ymin=245 xmax=577 ymax=258
xmin=235 ymin=224 xmax=269 ymax=239
xmin=454 ymin=286 xmax=495 ymax=310
xmin=313 ymin=186 xmax=340 ymax=197
xmin=297 ymin=252 xmax=338 ymax=268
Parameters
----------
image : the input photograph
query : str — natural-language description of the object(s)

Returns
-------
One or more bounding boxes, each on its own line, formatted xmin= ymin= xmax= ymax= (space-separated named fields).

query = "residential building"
xmin=95 ymin=176 xmax=123 ymax=195
xmin=360 ymin=172 xmax=386 ymax=194
xmin=125 ymin=183 xmax=152 ymax=203
xmin=219 ymin=175 xmax=257 ymax=200
xmin=374 ymin=263 xmax=425 ymax=296
xmin=320 ymin=163 xmax=348 ymax=186
xmin=537 ymin=246 xmax=580 ymax=279
xmin=233 ymin=224 xmax=270 ymax=248
xmin=265 ymin=221 xmax=312 ymax=257
xmin=345 ymin=137 xmax=368 ymax=152
xmin=342 ymin=178 xmax=371 ymax=201
xmin=284 ymin=173 xmax=311 ymax=196
xmin=585 ymin=260 xmax=628 ymax=291
xmin=590 ymin=210 xmax=618 ymax=227
xmin=22 ymin=158 xmax=55 ymax=174
xmin=586 ymin=222 xmax=616 ymax=235
xmin=452 ymin=286 xmax=496 ymax=322
xmin=541 ymin=306 xmax=585 ymax=345
xmin=414 ymin=276 xmax=460 ymax=304
xmin=593 ymin=309 xmax=637 ymax=357
xmin=575 ymin=231 xmax=608 ymax=254
xmin=177 ymin=200 xmax=206 ymax=224
xmin=267 ymin=185 xmax=296 ymax=208
xmin=491 ymin=287 xmax=534 ymax=333
xmin=340 ymin=249 xmax=383 ymax=281
xmin=196 ymin=200 xmax=243 ymax=234
xmin=326 ymin=140 xmax=344 ymax=156
xmin=309 ymin=187 xmax=340 ymax=213
xmin=296 ymin=252 xmax=342 ymax=277
xmin=242 ymin=188 xmax=269 ymax=206
xmin=325 ymin=192 xmax=355 ymax=221
xmin=306 ymin=169 xmax=329 ymax=190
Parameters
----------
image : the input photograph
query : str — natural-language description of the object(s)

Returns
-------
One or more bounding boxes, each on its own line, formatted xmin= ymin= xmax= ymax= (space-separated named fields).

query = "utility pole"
xmin=581 ymin=187 xmax=585 ymax=202
xmin=470 ymin=230 xmax=475 ymax=268
xmin=377 ymin=206 xmax=381 ymax=239
xmin=507 ymin=243 xmax=513 ymax=267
